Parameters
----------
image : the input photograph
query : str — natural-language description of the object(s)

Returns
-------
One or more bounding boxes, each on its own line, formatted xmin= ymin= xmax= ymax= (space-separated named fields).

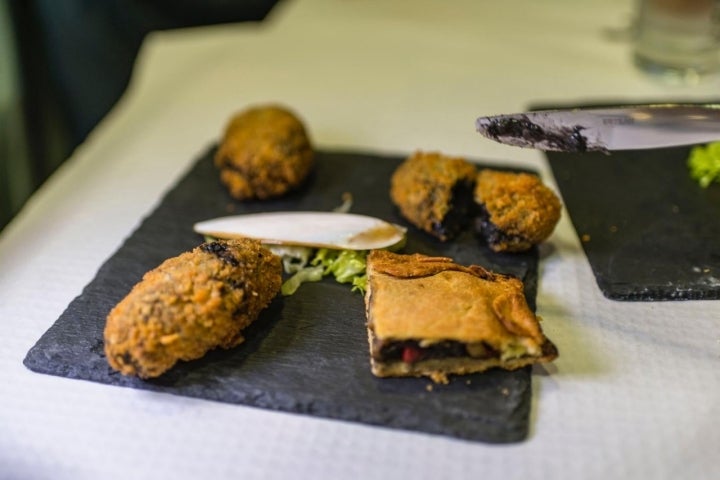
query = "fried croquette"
xmin=214 ymin=105 xmax=314 ymax=200
xmin=474 ymin=169 xmax=562 ymax=252
xmin=389 ymin=151 xmax=477 ymax=241
xmin=103 ymin=238 xmax=282 ymax=378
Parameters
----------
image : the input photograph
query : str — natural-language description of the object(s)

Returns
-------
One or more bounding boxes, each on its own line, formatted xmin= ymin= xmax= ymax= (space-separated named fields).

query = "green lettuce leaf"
xmin=280 ymin=265 xmax=325 ymax=296
xmin=688 ymin=142 xmax=720 ymax=188
xmin=276 ymin=248 xmax=369 ymax=296
xmin=313 ymin=248 xmax=367 ymax=284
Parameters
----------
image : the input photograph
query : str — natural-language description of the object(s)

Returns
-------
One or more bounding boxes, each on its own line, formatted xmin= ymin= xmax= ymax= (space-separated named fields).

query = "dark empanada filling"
xmin=373 ymin=338 xmax=500 ymax=364
xmin=431 ymin=180 xmax=476 ymax=240
xmin=474 ymin=204 xmax=528 ymax=249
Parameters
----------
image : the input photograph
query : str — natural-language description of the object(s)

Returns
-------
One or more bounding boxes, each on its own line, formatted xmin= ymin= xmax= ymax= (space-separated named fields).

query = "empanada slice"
xmin=364 ymin=250 xmax=557 ymax=383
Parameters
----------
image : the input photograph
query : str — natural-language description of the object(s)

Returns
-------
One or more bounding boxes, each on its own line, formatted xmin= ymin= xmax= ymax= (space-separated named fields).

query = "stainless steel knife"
xmin=475 ymin=104 xmax=720 ymax=152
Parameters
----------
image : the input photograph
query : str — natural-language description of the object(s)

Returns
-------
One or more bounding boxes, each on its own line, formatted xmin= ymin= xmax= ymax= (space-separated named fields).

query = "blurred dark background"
xmin=0 ymin=0 xmax=281 ymax=232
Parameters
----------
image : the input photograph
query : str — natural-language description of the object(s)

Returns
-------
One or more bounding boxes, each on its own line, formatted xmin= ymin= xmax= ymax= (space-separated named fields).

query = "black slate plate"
xmin=24 ymin=149 xmax=539 ymax=443
xmin=546 ymin=140 xmax=720 ymax=301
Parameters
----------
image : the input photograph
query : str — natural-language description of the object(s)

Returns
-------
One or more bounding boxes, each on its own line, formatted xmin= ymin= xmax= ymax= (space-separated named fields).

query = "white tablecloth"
xmin=2 ymin=1 xmax=718 ymax=478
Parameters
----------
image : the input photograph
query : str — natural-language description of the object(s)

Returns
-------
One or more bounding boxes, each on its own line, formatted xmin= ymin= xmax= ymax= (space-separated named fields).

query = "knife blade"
xmin=475 ymin=104 xmax=720 ymax=152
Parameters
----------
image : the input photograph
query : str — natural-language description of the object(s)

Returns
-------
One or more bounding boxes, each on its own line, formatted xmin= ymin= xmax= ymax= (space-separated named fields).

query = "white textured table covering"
xmin=2 ymin=0 xmax=719 ymax=478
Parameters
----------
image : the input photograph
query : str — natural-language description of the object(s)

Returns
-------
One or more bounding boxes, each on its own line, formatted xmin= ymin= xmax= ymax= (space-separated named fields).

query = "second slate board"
xmin=547 ymin=145 xmax=720 ymax=301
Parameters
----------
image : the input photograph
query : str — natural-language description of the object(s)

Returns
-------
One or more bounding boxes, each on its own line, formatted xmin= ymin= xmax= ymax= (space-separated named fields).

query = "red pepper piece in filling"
xmin=402 ymin=345 xmax=423 ymax=363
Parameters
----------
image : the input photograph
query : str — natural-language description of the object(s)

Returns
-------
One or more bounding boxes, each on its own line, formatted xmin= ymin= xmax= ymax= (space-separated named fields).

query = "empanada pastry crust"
xmin=365 ymin=250 xmax=557 ymax=383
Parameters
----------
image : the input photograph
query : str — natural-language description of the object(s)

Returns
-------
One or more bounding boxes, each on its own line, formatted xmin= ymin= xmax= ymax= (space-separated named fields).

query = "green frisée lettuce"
xmin=688 ymin=142 xmax=720 ymax=188
xmin=280 ymin=265 xmax=324 ymax=296
xmin=313 ymin=248 xmax=367 ymax=292
xmin=266 ymin=245 xmax=313 ymax=273
xmin=313 ymin=248 xmax=366 ymax=282
xmin=267 ymin=245 xmax=369 ymax=296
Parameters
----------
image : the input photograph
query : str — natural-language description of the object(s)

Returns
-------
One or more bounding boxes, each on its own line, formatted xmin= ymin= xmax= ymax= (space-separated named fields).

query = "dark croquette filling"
xmin=430 ymin=180 xmax=476 ymax=240
xmin=201 ymin=241 xmax=240 ymax=267
xmin=473 ymin=204 xmax=529 ymax=250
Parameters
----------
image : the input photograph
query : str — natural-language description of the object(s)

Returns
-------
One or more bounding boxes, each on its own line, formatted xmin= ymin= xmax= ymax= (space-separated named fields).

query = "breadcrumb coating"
xmin=103 ymin=238 xmax=282 ymax=378
xmin=214 ymin=105 xmax=314 ymax=200
xmin=390 ymin=151 xmax=477 ymax=241
xmin=474 ymin=169 xmax=561 ymax=252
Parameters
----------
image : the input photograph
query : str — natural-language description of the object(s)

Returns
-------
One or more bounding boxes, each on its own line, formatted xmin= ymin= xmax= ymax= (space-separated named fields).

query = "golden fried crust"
xmin=103 ymin=239 xmax=282 ymax=378
xmin=389 ymin=151 xmax=477 ymax=241
xmin=474 ymin=169 xmax=562 ymax=252
xmin=214 ymin=105 xmax=314 ymax=200
xmin=366 ymin=250 xmax=543 ymax=343
xmin=365 ymin=250 xmax=557 ymax=382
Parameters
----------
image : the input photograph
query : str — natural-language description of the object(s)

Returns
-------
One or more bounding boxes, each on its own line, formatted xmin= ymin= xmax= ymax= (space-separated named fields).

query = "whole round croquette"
xmin=474 ymin=169 xmax=562 ymax=252
xmin=103 ymin=238 xmax=282 ymax=378
xmin=214 ymin=105 xmax=314 ymax=200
